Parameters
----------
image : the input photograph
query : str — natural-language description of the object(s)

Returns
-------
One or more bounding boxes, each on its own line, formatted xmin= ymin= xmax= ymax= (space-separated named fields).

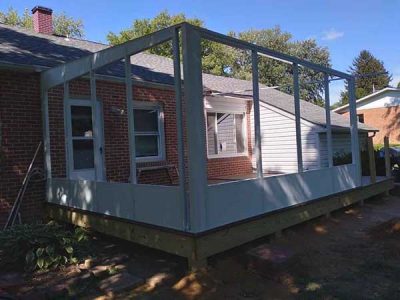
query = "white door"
xmin=66 ymin=99 xmax=104 ymax=180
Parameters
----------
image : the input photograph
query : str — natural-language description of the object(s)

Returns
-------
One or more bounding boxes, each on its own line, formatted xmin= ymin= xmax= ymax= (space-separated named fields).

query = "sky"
xmin=1 ymin=0 xmax=399 ymax=103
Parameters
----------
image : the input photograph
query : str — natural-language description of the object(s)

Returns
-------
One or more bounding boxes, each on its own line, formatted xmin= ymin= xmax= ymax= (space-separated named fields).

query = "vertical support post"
xmin=384 ymin=136 xmax=391 ymax=178
xmin=348 ymin=76 xmax=362 ymax=186
xmin=251 ymin=50 xmax=263 ymax=179
xmin=41 ymin=87 xmax=51 ymax=179
xmin=293 ymin=63 xmax=303 ymax=172
xmin=63 ymin=81 xmax=70 ymax=178
xmin=182 ymin=24 xmax=208 ymax=232
xmin=324 ymin=73 xmax=333 ymax=168
xmin=90 ymin=71 xmax=101 ymax=181
xmin=125 ymin=56 xmax=137 ymax=184
xmin=172 ymin=28 xmax=190 ymax=231
xmin=368 ymin=136 xmax=376 ymax=184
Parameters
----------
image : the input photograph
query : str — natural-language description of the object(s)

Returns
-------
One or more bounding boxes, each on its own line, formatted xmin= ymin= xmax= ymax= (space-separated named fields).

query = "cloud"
xmin=322 ymin=29 xmax=344 ymax=41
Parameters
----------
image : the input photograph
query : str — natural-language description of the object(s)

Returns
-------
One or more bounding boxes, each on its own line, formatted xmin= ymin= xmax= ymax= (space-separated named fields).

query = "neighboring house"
xmin=334 ymin=87 xmax=400 ymax=144
xmin=0 ymin=6 xmax=374 ymax=227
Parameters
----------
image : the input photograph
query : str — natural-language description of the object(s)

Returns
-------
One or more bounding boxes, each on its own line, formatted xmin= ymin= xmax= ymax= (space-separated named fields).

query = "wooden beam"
xmin=41 ymin=87 xmax=51 ymax=179
xmin=324 ymin=73 xmax=333 ymax=168
xmin=125 ymin=56 xmax=137 ymax=184
xmin=348 ymin=77 xmax=361 ymax=186
xmin=384 ymin=136 xmax=391 ymax=177
xmin=181 ymin=24 xmax=208 ymax=232
xmin=368 ymin=137 xmax=376 ymax=184
xmin=195 ymin=24 xmax=351 ymax=80
xmin=63 ymin=82 xmax=70 ymax=177
xmin=90 ymin=71 xmax=102 ymax=181
xmin=172 ymin=28 xmax=189 ymax=231
xmin=41 ymin=26 xmax=177 ymax=90
xmin=252 ymin=50 xmax=263 ymax=178
xmin=293 ymin=63 xmax=303 ymax=172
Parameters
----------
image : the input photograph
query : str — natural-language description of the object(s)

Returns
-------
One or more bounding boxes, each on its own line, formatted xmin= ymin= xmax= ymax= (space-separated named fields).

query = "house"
xmin=0 ymin=6 xmax=391 ymax=268
xmin=334 ymin=87 xmax=400 ymax=144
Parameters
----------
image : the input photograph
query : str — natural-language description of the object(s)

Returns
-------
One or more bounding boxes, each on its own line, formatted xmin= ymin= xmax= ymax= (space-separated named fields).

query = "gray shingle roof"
xmin=0 ymin=23 xmax=375 ymax=131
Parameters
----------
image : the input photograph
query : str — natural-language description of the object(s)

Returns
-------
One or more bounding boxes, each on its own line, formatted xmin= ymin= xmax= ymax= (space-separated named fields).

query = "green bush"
xmin=0 ymin=222 xmax=91 ymax=271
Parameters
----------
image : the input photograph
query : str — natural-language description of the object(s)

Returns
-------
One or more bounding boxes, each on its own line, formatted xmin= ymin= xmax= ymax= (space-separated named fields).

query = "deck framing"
xmin=46 ymin=178 xmax=393 ymax=270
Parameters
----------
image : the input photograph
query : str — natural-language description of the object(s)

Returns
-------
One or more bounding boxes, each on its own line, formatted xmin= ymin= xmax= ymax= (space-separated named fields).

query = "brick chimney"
xmin=31 ymin=6 xmax=53 ymax=35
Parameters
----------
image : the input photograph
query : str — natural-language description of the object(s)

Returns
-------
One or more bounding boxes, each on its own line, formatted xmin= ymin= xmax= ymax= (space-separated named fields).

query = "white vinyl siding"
xmin=319 ymin=132 xmax=368 ymax=168
xmin=251 ymin=102 xmax=321 ymax=173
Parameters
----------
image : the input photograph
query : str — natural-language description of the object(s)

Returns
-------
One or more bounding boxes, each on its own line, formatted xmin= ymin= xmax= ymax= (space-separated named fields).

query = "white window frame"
xmin=133 ymin=101 xmax=165 ymax=162
xmin=206 ymin=110 xmax=248 ymax=159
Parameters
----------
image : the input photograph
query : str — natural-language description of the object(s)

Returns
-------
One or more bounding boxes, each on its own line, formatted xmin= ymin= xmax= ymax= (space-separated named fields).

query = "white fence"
xmin=47 ymin=178 xmax=184 ymax=230
xmin=206 ymin=164 xmax=357 ymax=229
xmin=47 ymin=164 xmax=357 ymax=233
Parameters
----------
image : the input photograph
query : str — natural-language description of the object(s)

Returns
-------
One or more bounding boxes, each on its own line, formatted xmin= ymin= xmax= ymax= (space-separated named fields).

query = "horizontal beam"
xmin=194 ymin=24 xmax=351 ymax=80
xmin=41 ymin=25 xmax=178 ymax=90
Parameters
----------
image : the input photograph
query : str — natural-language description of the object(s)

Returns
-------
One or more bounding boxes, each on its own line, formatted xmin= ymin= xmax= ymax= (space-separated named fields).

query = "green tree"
xmin=108 ymin=13 xmax=330 ymax=103
xmin=339 ymin=50 xmax=391 ymax=105
xmin=229 ymin=27 xmax=330 ymax=104
xmin=107 ymin=10 xmax=233 ymax=76
xmin=397 ymin=81 xmax=400 ymax=88
xmin=0 ymin=7 xmax=84 ymax=38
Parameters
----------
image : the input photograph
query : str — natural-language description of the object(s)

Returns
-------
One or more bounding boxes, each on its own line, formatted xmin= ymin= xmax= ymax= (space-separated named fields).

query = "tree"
xmin=107 ymin=11 xmax=233 ymax=76
xmin=229 ymin=27 xmax=330 ymax=104
xmin=0 ymin=7 xmax=84 ymax=38
xmin=397 ymin=81 xmax=400 ymax=88
xmin=108 ymin=13 xmax=330 ymax=103
xmin=339 ymin=50 xmax=391 ymax=105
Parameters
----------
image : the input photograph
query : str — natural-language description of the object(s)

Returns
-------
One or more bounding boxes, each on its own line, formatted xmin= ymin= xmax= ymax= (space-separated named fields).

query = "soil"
xmin=3 ymin=194 xmax=400 ymax=299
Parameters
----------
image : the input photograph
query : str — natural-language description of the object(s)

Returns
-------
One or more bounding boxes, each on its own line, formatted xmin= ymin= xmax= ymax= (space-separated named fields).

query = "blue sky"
xmin=1 ymin=0 xmax=399 ymax=103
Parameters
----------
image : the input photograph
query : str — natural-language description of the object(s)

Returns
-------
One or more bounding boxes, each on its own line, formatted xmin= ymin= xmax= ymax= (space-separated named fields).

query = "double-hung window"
xmin=133 ymin=103 xmax=165 ymax=161
xmin=206 ymin=111 xmax=247 ymax=157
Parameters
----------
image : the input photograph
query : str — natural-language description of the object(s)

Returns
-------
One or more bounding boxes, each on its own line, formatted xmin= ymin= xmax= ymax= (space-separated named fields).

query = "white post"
xmin=348 ymin=76 xmax=361 ymax=186
xmin=251 ymin=50 xmax=263 ymax=179
xmin=41 ymin=87 xmax=51 ymax=179
xmin=63 ymin=81 xmax=70 ymax=177
xmin=324 ymin=73 xmax=333 ymax=168
xmin=182 ymin=24 xmax=208 ymax=232
xmin=172 ymin=28 xmax=189 ymax=231
xmin=90 ymin=71 xmax=102 ymax=181
xmin=125 ymin=56 xmax=137 ymax=184
xmin=293 ymin=63 xmax=303 ymax=172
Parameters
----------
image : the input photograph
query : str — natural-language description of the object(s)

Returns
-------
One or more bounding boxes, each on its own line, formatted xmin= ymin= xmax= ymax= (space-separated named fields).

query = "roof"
xmin=333 ymin=87 xmax=400 ymax=114
xmin=0 ymin=23 xmax=375 ymax=132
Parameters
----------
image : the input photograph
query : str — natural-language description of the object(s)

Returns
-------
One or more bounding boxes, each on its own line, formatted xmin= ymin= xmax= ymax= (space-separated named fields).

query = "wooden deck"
xmin=46 ymin=178 xmax=393 ymax=270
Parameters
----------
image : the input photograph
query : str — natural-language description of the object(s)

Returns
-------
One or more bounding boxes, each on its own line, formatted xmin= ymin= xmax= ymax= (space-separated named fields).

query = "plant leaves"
xmin=36 ymin=247 xmax=44 ymax=257
xmin=25 ymin=250 xmax=35 ymax=264
xmin=37 ymin=257 xmax=44 ymax=269
xmin=65 ymin=246 xmax=74 ymax=254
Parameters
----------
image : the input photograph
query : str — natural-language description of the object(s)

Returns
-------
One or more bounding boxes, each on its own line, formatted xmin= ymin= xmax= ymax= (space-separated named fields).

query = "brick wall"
xmin=0 ymin=71 xmax=255 ymax=226
xmin=343 ymin=107 xmax=400 ymax=144
xmin=0 ymin=71 xmax=44 ymax=227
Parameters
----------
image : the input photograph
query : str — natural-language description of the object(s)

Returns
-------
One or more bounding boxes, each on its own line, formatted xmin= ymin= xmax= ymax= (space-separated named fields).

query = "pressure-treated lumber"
xmin=368 ymin=137 xmax=376 ymax=184
xmin=384 ymin=136 xmax=391 ymax=177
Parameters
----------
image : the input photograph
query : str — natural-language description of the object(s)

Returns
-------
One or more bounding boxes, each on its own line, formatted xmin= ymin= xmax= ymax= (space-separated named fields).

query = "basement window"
xmin=357 ymin=114 xmax=365 ymax=123
xmin=133 ymin=103 xmax=165 ymax=162
xmin=206 ymin=112 xmax=247 ymax=158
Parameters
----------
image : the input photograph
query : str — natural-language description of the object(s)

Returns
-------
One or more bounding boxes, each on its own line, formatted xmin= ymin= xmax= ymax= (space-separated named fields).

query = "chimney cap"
xmin=31 ymin=6 xmax=53 ymax=14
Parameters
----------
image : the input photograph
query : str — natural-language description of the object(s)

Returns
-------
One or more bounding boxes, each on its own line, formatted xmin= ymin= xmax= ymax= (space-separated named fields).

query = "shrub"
xmin=333 ymin=150 xmax=387 ymax=176
xmin=0 ymin=222 xmax=91 ymax=271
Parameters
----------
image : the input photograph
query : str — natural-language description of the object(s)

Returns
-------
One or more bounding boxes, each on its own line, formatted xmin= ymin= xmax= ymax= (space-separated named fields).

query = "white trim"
xmin=132 ymin=101 xmax=166 ymax=162
xmin=205 ymin=111 xmax=248 ymax=159
xmin=65 ymin=98 xmax=105 ymax=181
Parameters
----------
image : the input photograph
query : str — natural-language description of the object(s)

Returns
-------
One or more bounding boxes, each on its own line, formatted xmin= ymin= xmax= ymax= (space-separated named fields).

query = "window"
xmin=133 ymin=104 xmax=164 ymax=161
xmin=206 ymin=112 xmax=247 ymax=157
xmin=357 ymin=114 xmax=364 ymax=123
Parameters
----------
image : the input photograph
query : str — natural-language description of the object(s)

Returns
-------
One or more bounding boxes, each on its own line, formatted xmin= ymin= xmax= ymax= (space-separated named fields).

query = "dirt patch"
xmin=3 ymin=195 xmax=400 ymax=299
